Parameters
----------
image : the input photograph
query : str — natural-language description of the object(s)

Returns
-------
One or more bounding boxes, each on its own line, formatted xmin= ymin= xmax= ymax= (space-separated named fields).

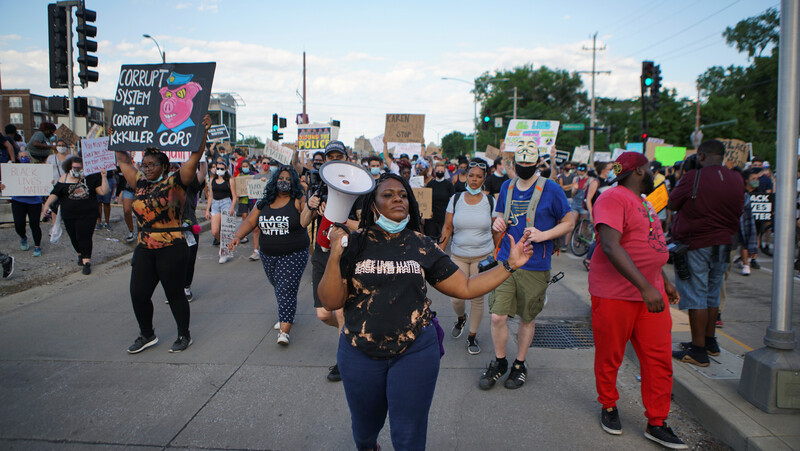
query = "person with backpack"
xmin=479 ymin=143 xmax=574 ymax=390
xmin=439 ymin=158 xmax=495 ymax=355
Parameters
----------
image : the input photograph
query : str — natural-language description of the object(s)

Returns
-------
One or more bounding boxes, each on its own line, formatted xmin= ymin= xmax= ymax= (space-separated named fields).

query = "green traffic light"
xmin=484 ymin=116 xmax=490 ymax=122
xmin=272 ymin=125 xmax=278 ymax=131
xmin=644 ymin=77 xmax=653 ymax=86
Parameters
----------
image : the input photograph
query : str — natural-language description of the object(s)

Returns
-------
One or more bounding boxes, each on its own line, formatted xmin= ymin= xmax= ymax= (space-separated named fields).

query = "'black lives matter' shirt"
xmin=339 ymin=227 xmax=459 ymax=359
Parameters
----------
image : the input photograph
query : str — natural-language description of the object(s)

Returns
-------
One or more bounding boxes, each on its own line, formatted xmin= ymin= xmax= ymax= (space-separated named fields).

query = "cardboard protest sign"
xmin=572 ymin=147 xmax=591 ymax=164
xmin=385 ymin=114 xmax=425 ymax=143
xmin=655 ymin=146 xmax=686 ymax=166
xmin=81 ymin=138 xmax=117 ymax=175
xmin=0 ymin=163 xmax=53 ymax=197
xmin=554 ymin=150 xmax=571 ymax=166
xmin=247 ymin=178 xmax=267 ymax=199
xmin=749 ymin=193 xmax=773 ymax=221
xmin=593 ymin=152 xmax=611 ymax=162
xmin=627 ymin=142 xmax=644 ymax=153
xmin=86 ymin=123 xmax=103 ymax=139
xmin=387 ymin=142 xmax=422 ymax=160
xmin=219 ymin=210 xmax=241 ymax=260
xmin=264 ymin=138 xmax=293 ymax=165
xmin=55 ymin=124 xmax=79 ymax=147
xmin=645 ymin=183 xmax=669 ymax=213
xmin=716 ymin=138 xmax=749 ymax=169
xmin=645 ymin=141 xmax=670 ymax=161
xmin=486 ymin=145 xmax=501 ymax=161
xmin=207 ymin=125 xmax=229 ymax=141
xmin=297 ymin=125 xmax=332 ymax=152
xmin=109 ymin=62 xmax=216 ymax=153
xmin=234 ymin=175 xmax=253 ymax=198
xmin=503 ymin=120 xmax=560 ymax=155
xmin=412 ymin=187 xmax=432 ymax=219
xmin=133 ymin=151 xmax=190 ymax=163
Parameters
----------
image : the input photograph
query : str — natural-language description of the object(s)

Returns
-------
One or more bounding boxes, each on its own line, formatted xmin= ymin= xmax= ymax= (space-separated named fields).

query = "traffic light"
xmin=650 ymin=65 xmax=662 ymax=110
xmin=48 ymin=4 xmax=69 ymax=88
xmin=481 ymin=108 xmax=491 ymax=130
xmin=641 ymin=61 xmax=654 ymax=97
xmin=641 ymin=132 xmax=648 ymax=141
xmin=272 ymin=114 xmax=283 ymax=141
xmin=76 ymin=2 xmax=98 ymax=86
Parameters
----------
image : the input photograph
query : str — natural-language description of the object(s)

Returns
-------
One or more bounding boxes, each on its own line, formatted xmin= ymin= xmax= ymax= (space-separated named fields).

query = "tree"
xmin=441 ymin=131 xmax=471 ymax=160
xmin=240 ymin=135 xmax=265 ymax=148
xmin=723 ymin=7 xmax=779 ymax=59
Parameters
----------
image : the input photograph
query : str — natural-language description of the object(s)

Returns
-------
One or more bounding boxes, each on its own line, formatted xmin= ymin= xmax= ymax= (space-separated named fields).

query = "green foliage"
xmin=723 ymin=7 xmax=779 ymax=59
xmin=441 ymin=131 xmax=471 ymax=160
xmin=240 ymin=135 xmax=265 ymax=148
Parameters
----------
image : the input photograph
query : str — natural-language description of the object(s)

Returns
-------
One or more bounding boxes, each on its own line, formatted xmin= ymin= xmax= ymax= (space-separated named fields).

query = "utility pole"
xmin=690 ymin=86 xmax=703 ymax=149
xmin=509 ymin=86 xmax=521 ymax=119
xmin=579 ymin=32 xmax=610 ymax=157
xmin=302 ymin=51 xmax=307 ymax=124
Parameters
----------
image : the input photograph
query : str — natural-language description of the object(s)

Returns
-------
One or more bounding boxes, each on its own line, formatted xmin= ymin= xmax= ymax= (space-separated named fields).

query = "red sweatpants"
xmin=591 ymin=296 xmax=673 ymax=426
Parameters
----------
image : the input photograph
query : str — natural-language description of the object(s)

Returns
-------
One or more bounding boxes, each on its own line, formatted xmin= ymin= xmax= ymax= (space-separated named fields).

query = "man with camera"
xmin=308 ymin=141 xmax=360 ymax=382
xmin=479 ymin=140 xmax=574 ymax=390
xmin=669 ymin=140 xmax=743 ymax=367
xmin=588 ymin=152 xmax=686 ymax=449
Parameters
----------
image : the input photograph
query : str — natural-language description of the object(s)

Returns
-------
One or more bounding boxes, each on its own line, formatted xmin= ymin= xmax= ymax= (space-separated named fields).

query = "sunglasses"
xmin=468 ymin=162 xmax=487 ymax=170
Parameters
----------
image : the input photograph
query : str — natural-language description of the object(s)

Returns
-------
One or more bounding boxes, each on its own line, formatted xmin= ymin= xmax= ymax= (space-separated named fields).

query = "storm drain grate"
xmin=530 ymin=322 xmax=594 ymax=349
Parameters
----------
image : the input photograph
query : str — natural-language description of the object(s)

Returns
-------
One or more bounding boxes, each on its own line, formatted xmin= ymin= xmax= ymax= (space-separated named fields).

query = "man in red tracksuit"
xmin=588 ymin=152 xmax=687 ymax=449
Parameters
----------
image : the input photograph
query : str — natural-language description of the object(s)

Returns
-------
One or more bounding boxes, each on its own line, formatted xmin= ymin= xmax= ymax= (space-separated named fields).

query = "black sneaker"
xmin=467 ymin=336 xmax=480 ymax=355
xmin=451 ymin=315 xmax=467 ymax=338
xmin=672 ymin=346 xmax=709 ymax=367
xmin=679 ymin=340 xmax=719 ymax=357
xmin=2 ymin=255 xmax=15 ymax=278
xmin=327 ymin=364 xmax=342 ymax=382
xmin=750 ymin=259 xmax=760 ymax=270
xmin=503 ymin=362 xmax=527 ymax=389
xmin=169 ymin=335 xmax=193 ymax=353
xmin=77 ymin=256 xmax=83 ymax=266
xmin=600 ymin=407 xmax=622 ymax=435
xmin=212 ymin=238 xmax=220 ymax=246
xmin=479 ymin=360 xmax=507 ymax=390
xmin=645 ymin=422 xmax=688 ymax=449
xmin=82 ymin=262 xmax=91 ymax=275
xmin=127 ymin=335 xmax=158 ymax=354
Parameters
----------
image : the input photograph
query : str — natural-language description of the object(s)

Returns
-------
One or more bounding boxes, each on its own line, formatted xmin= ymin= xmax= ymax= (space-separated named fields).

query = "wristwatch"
xmin=502 ymin=260 xmax=516 ymax=273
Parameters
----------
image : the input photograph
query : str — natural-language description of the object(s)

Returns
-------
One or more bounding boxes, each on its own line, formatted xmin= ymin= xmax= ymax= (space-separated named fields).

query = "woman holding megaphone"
xmin=228 ymin=165 xmax=312 ymax=345
xmin=319 ymin=173 xmax=533 ymax=451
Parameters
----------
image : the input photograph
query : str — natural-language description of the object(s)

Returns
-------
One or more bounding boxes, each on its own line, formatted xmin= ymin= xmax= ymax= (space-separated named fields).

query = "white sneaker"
xmin=249 ymin=251 xmax=260 ymax=261
xmin=277 ymin=331 xmax=290 ymax=345
xmin=273 ymin=321 xmax=281 ymax=330
xmin=219 ymin=255 xmax=232 ymax=264
xmin=741 ymin=265 xmax=751 ymax=276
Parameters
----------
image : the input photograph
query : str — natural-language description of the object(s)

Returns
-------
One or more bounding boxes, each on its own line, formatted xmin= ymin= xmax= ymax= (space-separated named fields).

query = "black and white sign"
xmin=109 ymin=62 xmax=216 ymax=153
xmin=750 ymin=193 xmax=773 ymax=221
xmin=555 ymin=150 xmax=571 ymax=166
xmin=207 ymin=125 xmax=229 ymax=141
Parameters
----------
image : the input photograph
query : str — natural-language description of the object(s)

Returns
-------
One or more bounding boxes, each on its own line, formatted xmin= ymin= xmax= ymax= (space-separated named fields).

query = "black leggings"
xmin=184 ymin=232 xmax=199 ymax=288
xmin=130 ymin=241 xmax=190 ymax=337
xmin=11 ymin=201 xmax=42 ymax=246
xmin=63 ymin=215 xmax=96 ymax=259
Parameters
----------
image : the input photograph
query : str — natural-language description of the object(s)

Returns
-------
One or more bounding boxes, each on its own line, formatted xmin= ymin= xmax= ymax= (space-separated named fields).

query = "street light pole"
xmin=142 ymin=34 xmax=166 ymax=63
xmin=442 ymin=76 xmax=510 ymax=156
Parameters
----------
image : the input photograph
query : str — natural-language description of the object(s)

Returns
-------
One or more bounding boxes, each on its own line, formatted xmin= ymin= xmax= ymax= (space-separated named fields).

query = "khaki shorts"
xmin=488 ymin=269 xmax=550 ymax=323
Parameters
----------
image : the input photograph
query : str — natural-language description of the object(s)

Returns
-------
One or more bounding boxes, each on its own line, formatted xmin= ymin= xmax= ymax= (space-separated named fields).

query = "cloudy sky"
xmin=1 ymin=0 xmax=778 ymax=145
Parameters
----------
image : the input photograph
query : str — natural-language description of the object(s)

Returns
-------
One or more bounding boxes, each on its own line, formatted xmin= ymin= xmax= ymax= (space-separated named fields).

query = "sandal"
xmin=583 ymin=259 xmax=591 ymax=271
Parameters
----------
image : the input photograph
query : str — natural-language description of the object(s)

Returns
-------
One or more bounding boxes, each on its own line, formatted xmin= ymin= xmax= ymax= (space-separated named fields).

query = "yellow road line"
xmin=670 ymin=307 xmax=754 ymax=352
xmin=716 ymin=330 xmax=754 ymax=352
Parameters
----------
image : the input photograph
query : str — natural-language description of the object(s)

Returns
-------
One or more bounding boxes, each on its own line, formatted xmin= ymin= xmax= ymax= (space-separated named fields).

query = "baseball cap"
xmin=324 ymin=140 xmax=347 ymax=157
xmin=611 ymin=152 xmax=649 ymax=183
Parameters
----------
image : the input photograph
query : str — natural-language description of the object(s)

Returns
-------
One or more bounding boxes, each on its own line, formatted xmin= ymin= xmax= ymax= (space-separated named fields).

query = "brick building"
xmin=0 ymin=89 xmax=56 ymax=140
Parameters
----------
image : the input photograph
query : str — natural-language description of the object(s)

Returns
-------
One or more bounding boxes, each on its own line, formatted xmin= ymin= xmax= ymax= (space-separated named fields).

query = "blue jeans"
xmin=676 ymin=246 xmax=728 ymax=310
xmin=338 ymin=325 xmax=440 ymax=451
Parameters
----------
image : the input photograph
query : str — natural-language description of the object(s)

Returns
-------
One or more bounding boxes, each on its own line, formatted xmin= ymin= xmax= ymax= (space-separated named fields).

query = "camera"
xmin=478 ymin=255 xmax=498 ymax=273
xmin=306 ymin=170 xmax=328 ymax=205
xmin=668 ymin=242 xmax=691 ymax=280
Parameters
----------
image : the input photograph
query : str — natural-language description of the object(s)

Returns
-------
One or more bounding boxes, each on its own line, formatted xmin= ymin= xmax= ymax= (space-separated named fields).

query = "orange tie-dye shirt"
xmin=132 ymin=172 xmax=187 ymax=249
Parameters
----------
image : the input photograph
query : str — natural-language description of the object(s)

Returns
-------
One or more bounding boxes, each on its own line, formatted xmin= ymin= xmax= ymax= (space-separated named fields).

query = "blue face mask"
xmin=502 ymin=168 xmax=507 ymax=175
xmin=241 ymin=167 xmax=250 ymax=174
xmin=370 ymin=167 xmax=381 ymax=176
xmin=466 ymin=185 xmax=482 ymax=195
xmin=375 ymin=211 xmax=409 ymax=234
xmin=149 ymin=174 xmax=164 ymax=184
xmin=19 ymin=157 xmax=31 ymax=163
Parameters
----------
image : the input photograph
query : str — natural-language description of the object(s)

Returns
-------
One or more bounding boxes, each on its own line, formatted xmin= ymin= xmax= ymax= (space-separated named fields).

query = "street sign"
xmin=494 ymin=117 xmax=503 ymax=128
xmin=562 ymin=123 xmax=585 ymax=131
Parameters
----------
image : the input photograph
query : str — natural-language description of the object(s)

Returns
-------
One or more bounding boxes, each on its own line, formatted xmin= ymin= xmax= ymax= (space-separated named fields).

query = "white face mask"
xmin=216 ymin=169 xmax=226 ymax=176
xmin=57 ymin=146 xmax=68 ymax=154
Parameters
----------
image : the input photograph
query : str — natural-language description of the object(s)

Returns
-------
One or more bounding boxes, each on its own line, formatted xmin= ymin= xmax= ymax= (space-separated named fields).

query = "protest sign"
xmin=207 ymin=124 xmax=229 ymax=141
xmin=264 ymin=138 xmax=293 ymax=165
xmin=593 ymin=152 xmax=611 ymax=162
xmin=133 ymin=151 xmax=190 ymax=163
xmin=219 ymin=210 xmax=241 ymax=260
xmin=0 ymin=163 xmax=53 ymax=197
xmin=86 ymin=123 xmax=103 ymax=139
xmin=387 ymin=142 xmax=422 ymax=160
xmin=247 ymin=178 xmax=267 ymax=199
xmin=55 ymin=124 xmax=79 ymax=147
xmin=385 ymin=114 xmax=425 ymax=143
xmin=486 ymin=145 xmax=501 ymax=161
xmin=81 ymin=138 xmax=117 ymax=175
xmin=503 ymin=120 xmax=560 ymax=155
xmin=716 ymin=138 xmax=749 ymax=169
xmin=297 ymin=124 xmax=332 ymax=152
xmin=627 ymin=142 xmax=644 ymax=153
xmin=109 ymin=62 xmax=216 ymax=153
xmin=645 ymin=183 xmax=669 ymax=213
xmin=645 ymin=141 xmax=670 ymax=161
xmin=611 ymin=148 xmax=626 ymax=161
xmin=554 ymin=150 xmax=571 ymax=166
xmin=412 ymin=187 xmax=432 ymax=219
xmin=572 ymin=147 xmax=591 ymax=164
xmin=655 ymin=146 xmax=686 ymax=166
xmin=750 ymin=193 xmax=773 ymax=221
xmin=234 ymin=175 xmax=253 ymax=198
xmin=409 ymin=175 xmax=425 ymax=188
xmin=370 ymin=134 xmax=385 ymax=155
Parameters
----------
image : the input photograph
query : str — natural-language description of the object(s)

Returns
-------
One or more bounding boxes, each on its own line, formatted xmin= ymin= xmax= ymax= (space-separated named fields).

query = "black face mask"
xmin=313 ymin=162 xmax=323 ymax=169
xmin=642 ymin=171 xmax=656 ymax=195
xmin=514 ymin=163 xmax=537 ymax=180
xmin=435 ymin=171 xmax=445 ymax=179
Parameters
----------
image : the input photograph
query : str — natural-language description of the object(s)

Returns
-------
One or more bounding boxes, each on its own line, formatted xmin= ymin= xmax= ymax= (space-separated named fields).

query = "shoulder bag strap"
xmin=503 ymin=178 xmax=518 ymax=223
xmin=524 ymin=176 xmax=547 ymax=228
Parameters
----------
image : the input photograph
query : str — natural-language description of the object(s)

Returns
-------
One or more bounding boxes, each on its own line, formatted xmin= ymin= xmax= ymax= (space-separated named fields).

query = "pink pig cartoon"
xmin=157 ymin=72 xmax=202 ymax=133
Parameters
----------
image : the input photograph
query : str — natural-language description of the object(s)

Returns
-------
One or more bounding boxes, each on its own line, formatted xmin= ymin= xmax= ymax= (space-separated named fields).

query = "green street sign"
xmin=562 ymin=123 xmax=585 ymax=131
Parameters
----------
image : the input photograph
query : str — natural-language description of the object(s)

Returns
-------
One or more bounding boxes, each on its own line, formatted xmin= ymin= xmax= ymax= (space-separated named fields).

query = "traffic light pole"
xmin=66 ymin=6 xmax=75 ymax=133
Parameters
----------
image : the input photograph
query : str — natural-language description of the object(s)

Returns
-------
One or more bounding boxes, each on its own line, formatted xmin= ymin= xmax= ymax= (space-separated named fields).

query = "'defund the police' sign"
xmin=109 ymin=62 xmax=216 ymax=153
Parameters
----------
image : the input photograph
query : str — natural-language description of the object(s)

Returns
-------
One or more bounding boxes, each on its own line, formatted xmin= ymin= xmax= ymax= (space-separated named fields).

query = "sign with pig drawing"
xmin=109 ymin=62 xmax=216 ymax=153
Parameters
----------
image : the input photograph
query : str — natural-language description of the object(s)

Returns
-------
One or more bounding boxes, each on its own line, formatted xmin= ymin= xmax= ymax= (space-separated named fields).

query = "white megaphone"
xmin=316 ymin=160 xmax=376 ymax=250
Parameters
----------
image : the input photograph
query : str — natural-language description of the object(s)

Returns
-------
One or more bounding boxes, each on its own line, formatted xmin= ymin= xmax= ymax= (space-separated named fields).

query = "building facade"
xmin=1 ymin=89 xmax=56 ymax=140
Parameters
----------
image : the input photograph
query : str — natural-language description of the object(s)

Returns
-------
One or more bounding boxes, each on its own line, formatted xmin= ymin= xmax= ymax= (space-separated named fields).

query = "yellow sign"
xmin=646 ymin=183 xmax=668 ymax=213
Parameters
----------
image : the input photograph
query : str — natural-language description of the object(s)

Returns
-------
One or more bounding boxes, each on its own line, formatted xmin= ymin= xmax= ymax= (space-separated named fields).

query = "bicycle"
xmin=758 ymin=222 xmax=799 ymax=259
xmin=570 ymin=218 xmax=594 ymax=257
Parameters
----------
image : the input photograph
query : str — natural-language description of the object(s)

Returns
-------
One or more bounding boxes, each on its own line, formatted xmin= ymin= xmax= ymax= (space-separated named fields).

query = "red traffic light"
xmin=641 ymin=132 xmax=648 ymax=141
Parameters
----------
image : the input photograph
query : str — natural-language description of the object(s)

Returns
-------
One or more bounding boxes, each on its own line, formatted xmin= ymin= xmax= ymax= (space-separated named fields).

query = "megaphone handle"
xmin=330 ymin=222 xmax=351 ymax=248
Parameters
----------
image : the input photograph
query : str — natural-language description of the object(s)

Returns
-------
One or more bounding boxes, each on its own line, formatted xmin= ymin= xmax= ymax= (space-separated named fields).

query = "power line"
xmin=655 ymin=29 xmax=725 ymax=60
xmin=607 ymin=0 xmax=696 ymax=43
